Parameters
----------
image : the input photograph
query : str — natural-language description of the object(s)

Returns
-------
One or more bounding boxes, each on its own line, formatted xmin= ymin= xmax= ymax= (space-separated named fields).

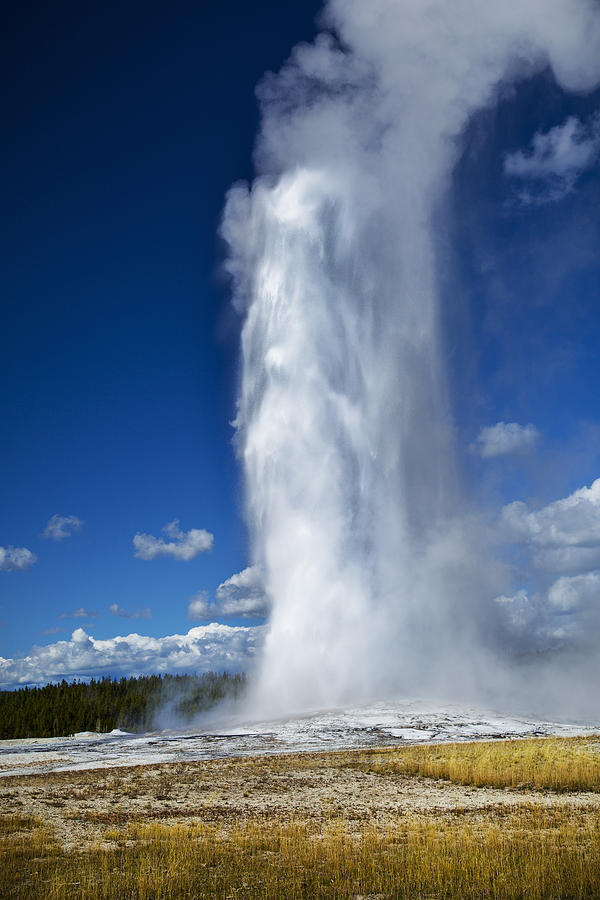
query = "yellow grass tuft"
xmin=355 ymin=736 xmax=600 ymax=792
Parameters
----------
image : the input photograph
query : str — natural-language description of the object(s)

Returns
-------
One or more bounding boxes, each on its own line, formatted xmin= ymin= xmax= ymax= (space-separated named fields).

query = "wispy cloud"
xmin=59 ymin=608 xmax=99 ymax=619
xmin=42 ymin=514 xmax=83 ymax=541
xmin=0 ymin=546 xmax=36 ymax=572
xmin=472 ymin=422 xmax=539 ymax=458
xmin=0 ymin=624 xmax=265 ymax=688
xmin=188 ymin=566 xmax=270 ymax=620
xmin=504 ymin=113 xmax=600 ymax=204
xmin=109 ymin=603 xmax=152 ymax=619
xmin=133 ymin=520 xmax=214 ymax=561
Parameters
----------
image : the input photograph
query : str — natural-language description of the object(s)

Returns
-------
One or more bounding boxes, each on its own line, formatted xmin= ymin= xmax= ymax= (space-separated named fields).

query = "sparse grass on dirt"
xmin=2 ymin=735 xmax=600 ymax=898
xmin=2 ymin=806 xmax=600 ymax=899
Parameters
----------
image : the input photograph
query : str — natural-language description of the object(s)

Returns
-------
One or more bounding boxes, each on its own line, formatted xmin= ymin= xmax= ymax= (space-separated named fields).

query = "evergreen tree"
xmin=0 ymin=672 xmax=246 ymax=739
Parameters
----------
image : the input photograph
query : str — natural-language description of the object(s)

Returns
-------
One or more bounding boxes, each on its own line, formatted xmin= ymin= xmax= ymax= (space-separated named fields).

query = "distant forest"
xmin=0 ymin=672 xmax=246 ymax=740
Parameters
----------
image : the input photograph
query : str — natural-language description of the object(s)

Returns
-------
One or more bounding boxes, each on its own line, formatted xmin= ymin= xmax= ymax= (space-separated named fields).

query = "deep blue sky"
xmin=1 ymin=0 xmax=320 ymax=661
xmin=1 ymin=0 xmax=599 ymax=686
xmin=449 ymin=72 xmax=600 ymax=505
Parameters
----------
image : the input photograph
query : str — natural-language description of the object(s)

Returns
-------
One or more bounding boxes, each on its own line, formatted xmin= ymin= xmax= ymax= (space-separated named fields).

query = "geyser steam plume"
xmin=222 ymin=0 xmax=600 ymax=716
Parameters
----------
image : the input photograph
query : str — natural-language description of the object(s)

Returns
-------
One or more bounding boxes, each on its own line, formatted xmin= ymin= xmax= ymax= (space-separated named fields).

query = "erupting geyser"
xmin=222 ymin=0 xmax=600 ymax=717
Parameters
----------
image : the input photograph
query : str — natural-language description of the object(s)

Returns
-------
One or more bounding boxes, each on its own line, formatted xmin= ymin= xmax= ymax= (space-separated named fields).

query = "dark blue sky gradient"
xmin=448 ymin=72 xmax=600 ymax=506
xmin=1 ymin=0 xmax=321 ymax=654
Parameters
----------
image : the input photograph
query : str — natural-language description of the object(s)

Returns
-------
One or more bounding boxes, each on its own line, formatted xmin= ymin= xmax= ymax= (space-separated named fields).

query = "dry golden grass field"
xmin=2 ymin=735 xmax=600 ymax=898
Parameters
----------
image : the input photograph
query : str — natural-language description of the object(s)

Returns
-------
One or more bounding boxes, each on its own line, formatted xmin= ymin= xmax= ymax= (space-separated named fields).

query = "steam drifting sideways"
xmin=222 ymin=0 xmax=600 ymax=718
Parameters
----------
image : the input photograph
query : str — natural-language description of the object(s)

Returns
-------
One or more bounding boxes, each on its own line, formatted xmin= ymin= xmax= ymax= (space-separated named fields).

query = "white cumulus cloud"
xmin=473 ymin=422 xmax=540 ymax=458
xmin=0 ymin=623 xmax=265 ymax=688
xmin=188 ymin=566 xmax=270 ymax=620
xmin=133 ymin=520 xmax=214 ymax=561
xmin=504 ymin=113 xmax=600 ymax=203
xmin=547 ymin=572 xmax=600 ymax=613
xmin=216 ymin=566 xmax=269 ymax=617
xmin=0 ymin=546 xmax=36 ymax=572
xmin=501 ymin=477 xmax=600 ymax=573
xmin=42 ymin=514 xmax=83 ymax=541
xmin=496 ymin=480 xmax=600 ymax=649
xmin=495 ymin=571 xmax=600 ymax=648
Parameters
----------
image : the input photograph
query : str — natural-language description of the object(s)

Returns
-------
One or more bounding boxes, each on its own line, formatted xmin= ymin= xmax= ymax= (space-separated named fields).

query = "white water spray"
xmin=223 ymin=0 xmax=600 ymax=717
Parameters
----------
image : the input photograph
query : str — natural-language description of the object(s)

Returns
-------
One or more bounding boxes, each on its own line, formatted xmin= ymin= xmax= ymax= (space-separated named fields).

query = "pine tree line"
xmin=0 ymin=672 xmax=246 ymax=739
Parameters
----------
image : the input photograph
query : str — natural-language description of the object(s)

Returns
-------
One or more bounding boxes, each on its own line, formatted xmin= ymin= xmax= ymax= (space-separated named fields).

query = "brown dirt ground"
xmin=2 ymin=748 xmax=599 ymax=850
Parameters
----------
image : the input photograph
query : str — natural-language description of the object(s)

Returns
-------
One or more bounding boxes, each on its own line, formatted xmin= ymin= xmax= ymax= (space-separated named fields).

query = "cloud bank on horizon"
xmin=0 ymin=623 xmax=264 ymax=689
